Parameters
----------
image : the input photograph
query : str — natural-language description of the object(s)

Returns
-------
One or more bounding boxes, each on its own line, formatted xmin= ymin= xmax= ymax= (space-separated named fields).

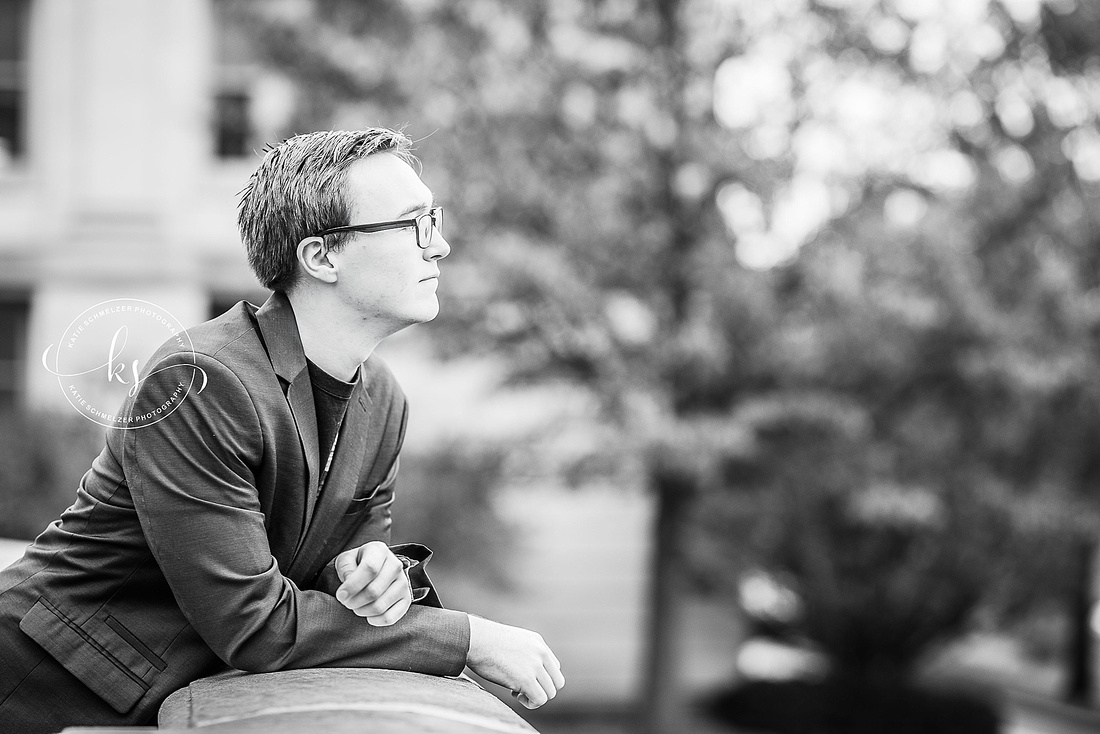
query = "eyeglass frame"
xmin=314 ymin=206 xmax=444 ymax=250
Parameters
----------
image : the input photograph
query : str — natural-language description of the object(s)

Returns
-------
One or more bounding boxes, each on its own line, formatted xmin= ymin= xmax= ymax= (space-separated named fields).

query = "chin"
xmin=409 ymin=301 xmax=440 ymax=324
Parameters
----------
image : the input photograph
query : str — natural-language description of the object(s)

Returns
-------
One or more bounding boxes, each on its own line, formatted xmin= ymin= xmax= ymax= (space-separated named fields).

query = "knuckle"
xmin=372 ymin=611 xmax=397 ymax=627
xmin=362 ymin=544 xmax=388 ymax=569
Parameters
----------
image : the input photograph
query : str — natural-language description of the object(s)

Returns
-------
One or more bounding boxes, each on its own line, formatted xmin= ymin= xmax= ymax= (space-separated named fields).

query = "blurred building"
xmin=0 ymin=0 xmax=269 ymax=414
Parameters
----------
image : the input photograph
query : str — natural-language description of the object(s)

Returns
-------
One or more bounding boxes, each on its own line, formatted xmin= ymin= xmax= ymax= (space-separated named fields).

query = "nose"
xmin=425 ymin=232 xmax=451 ymax=260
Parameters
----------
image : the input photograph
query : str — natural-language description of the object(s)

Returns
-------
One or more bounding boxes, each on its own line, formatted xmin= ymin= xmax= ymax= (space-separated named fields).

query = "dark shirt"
xmin=306 ymin=359 xmax=357 ymax=490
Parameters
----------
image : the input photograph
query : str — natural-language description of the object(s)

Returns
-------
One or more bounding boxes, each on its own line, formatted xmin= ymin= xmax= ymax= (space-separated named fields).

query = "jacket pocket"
xmin=105 ymin=615 xmax=167 ymax=671
xmin=344 ymin=484 xmax=381 ymax=515
xmin=19 ymin=598 xmax=148 ymax=714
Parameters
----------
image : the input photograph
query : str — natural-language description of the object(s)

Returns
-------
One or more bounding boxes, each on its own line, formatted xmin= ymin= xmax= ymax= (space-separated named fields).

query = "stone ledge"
xmin=62 ymin=668 xmax=538 ymax=734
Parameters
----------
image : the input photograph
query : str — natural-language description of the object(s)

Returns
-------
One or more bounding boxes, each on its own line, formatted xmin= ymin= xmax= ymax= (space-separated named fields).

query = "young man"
xmin=0 ymin=128 xmax=564 ymax=732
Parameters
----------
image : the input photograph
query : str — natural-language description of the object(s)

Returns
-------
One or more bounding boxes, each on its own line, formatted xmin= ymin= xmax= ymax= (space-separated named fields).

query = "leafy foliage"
xmin=230 ymin=0 xmax=1100 ymax=701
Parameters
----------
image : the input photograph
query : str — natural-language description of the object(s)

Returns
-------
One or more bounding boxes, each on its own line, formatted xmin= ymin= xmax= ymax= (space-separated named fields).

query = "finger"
xmin=336 ymin=543 xmax=390 ymax=603
xmin=548 ymin=662 xmax=566 ymax=691
xmin=361 ymin=553 xmax=404 ymax=602
xmin=349 ymin=574 xmax=410 ymax=617
xmin=366 ymin=592 xmax=413 ymax=627
xmin=535 ymin=669 xmax=557 ymax=702
xmin=515 ymin=684 xmax=547 ymax=709
xmin=334 ymin=548 xmax=359 ymax=583
xmin=510 ymin=688 xmax=547 ymax=707
xmin=342 ymin=554 xmax=403 ymax=609
xmin=545 ymin=647 xmax=563 ymax=675
xmin=342 ymin=557 xmax=404 ymax=609
xmin=523 ymin=676 xmax=550 ymax=708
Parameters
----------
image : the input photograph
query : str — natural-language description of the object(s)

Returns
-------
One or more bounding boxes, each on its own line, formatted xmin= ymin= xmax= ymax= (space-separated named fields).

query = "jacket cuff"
xmin=389 ymin=542 xmax=443 ymax=608
xmin=433 ymin=608 xmax=473 ymax=676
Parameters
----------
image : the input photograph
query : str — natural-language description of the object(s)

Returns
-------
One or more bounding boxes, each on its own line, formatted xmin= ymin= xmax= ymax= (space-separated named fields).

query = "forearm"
xmin=223 ymin=578 xmax=470 ymax=675
xmin=133 ymin=476 xmax=470 ymax=676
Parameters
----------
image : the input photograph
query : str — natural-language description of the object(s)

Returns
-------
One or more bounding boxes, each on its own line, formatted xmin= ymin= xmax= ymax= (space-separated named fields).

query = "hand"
xmin=334 ymin=541 xmax=412 ymax=627
xmin=466 ymin=615 xmax=565 ymax=709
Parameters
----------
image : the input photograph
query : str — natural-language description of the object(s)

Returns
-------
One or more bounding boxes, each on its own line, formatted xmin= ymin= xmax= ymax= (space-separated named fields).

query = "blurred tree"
xmin=227 ymin=0 xmax=1100 ymax=727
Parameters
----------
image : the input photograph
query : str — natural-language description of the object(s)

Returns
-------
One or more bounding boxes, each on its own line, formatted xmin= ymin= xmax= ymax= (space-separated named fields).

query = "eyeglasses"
xmin=315 ymin=207 xmax=444 ymax=249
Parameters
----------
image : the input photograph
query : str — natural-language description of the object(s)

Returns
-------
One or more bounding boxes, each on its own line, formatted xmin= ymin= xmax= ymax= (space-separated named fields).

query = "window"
xmin=212 ymin=0 xmax=258 ymax=158
xmin=214 ymin=91 xmax=251 ymax=158
xmin=0 ymin=0 xmax=30 ymax=161
xmin=0 ymin=294 xmax=30 ymax=412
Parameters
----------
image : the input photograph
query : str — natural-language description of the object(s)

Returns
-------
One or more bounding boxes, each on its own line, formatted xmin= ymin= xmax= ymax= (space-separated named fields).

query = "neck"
xmin=287 ymin=287 xmax=387 ymax=381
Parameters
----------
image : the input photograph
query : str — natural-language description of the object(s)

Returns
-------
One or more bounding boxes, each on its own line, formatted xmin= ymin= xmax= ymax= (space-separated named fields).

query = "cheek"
xmin=361 ymin=267 xmax=416 ymax=306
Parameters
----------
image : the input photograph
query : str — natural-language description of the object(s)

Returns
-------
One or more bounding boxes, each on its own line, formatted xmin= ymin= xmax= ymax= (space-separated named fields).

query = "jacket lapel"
xmin=287 ymin=375 xmax=321 ymax=530
xmin=286 ymin=377 xmax=372 ymax=579
xmin=254 ymin=293 xmax=321 ymax=551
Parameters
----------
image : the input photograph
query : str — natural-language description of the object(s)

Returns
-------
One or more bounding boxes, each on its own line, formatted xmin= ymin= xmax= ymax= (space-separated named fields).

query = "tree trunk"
xmin=638 ymin=470 xmax=691 ymax=734
xmin=1064 ymin=538 xmax=1095 ymax=705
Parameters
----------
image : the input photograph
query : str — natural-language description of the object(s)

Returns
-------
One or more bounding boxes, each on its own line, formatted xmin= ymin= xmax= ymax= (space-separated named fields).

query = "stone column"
xmin=23 ymin=0 xmax=213 ymax=413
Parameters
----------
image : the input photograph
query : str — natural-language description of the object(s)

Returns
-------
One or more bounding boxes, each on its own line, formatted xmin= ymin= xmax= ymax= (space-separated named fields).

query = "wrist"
xmin=465 ymin=613 xmax=491 ymax=667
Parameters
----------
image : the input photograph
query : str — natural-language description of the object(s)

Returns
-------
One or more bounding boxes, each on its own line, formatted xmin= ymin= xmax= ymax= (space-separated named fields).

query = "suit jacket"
xmin=0 ymin=292 xmax=470 ymax=725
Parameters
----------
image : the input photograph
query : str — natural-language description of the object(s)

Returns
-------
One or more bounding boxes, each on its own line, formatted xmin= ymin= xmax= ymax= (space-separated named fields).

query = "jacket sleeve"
xmin=123 ymin=351 xmax=470 ymax=675
xmin=310 ymin=458 xmax=446 ymax=608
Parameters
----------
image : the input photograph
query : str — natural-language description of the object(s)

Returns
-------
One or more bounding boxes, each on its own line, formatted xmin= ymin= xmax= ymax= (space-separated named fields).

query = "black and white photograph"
xmin=1 ymin=1 xmax=1100 ymax=733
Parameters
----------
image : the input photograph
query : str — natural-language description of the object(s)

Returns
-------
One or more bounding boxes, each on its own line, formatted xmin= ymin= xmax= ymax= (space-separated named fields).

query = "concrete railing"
xmin=62 ymin=669 xmax=539 ymax=733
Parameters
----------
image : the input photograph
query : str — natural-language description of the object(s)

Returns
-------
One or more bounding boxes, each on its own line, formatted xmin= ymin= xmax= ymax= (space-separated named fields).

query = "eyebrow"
xmin=396 ymin=200 xmax=434 ymax=218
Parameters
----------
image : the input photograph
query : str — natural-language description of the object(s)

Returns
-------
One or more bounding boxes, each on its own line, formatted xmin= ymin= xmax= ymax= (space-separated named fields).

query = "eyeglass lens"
xmin=418 ymin=209 xmax=443 ymax=248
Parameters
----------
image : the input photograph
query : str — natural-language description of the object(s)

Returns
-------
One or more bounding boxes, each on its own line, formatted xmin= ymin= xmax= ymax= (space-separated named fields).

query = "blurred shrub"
xmin=0 ymin=409 xmax=102 ymax=540
xmin=766 ymin=489 xmax=1064 ymax=679
xmin=689 ymin=409 xmax=1079 ymax=693
xmin=1010 ymin=605 xmax=1070 ymax=666
xmin=706 ymin=678 xmax=1000 ymax=734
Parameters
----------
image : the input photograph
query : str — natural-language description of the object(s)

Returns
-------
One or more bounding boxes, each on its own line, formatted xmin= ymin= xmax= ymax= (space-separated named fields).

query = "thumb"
xmin=514 ymin=692 xmax=540 ymax=710
xmin=334 ymin=547 xmax=360 ymax=582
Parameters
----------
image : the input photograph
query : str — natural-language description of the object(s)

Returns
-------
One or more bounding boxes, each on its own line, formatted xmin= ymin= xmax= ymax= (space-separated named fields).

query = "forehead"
xmin=342 ymin=152 xmax=431 ymax=220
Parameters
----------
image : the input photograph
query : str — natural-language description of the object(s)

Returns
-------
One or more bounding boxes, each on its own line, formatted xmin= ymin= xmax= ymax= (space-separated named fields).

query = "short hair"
xmin=238 ymin=128 xmax=417 ymax=291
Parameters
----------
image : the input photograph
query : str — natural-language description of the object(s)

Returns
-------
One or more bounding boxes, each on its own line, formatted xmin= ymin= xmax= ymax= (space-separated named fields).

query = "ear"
xmin=296 ymin=236 xmax=338 ymax=284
